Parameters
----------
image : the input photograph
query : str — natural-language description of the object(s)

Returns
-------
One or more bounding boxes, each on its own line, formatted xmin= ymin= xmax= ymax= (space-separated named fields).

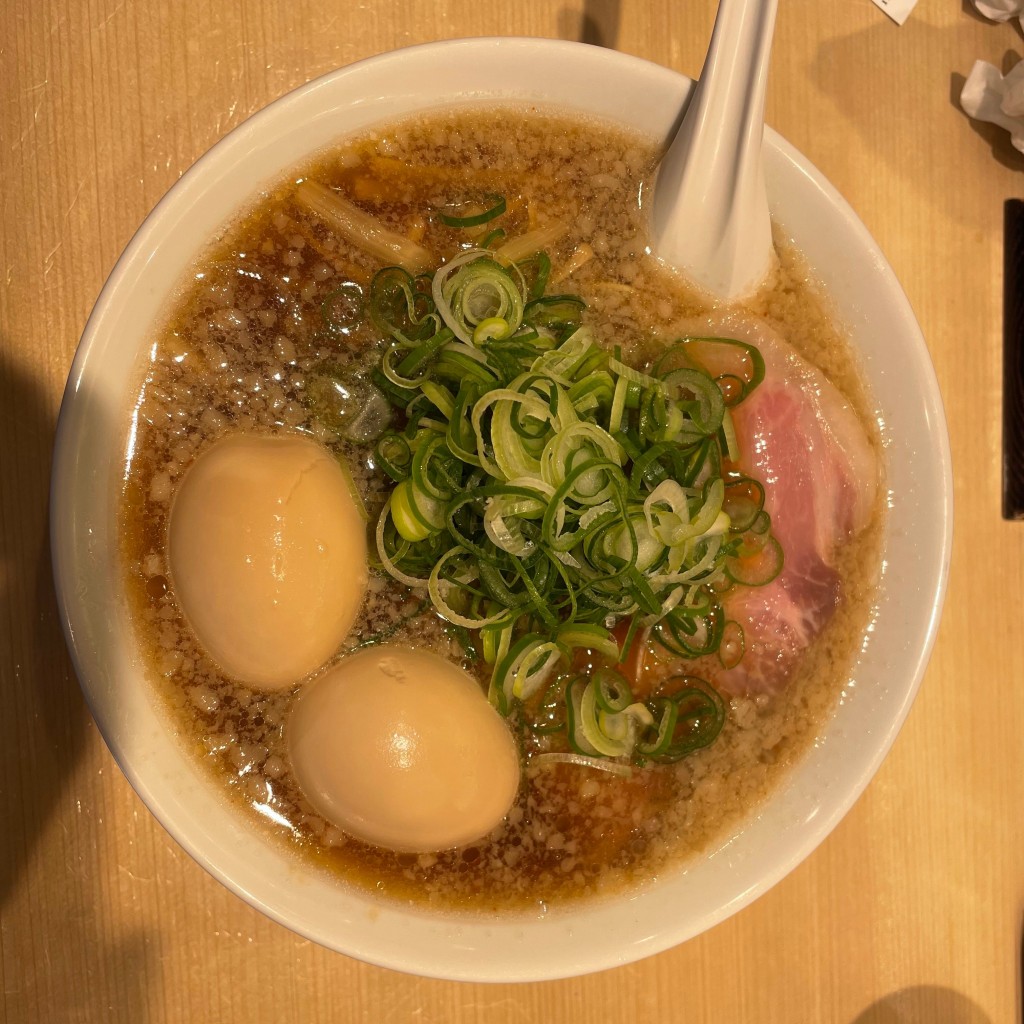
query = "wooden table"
xmin=2 ymin=2 xmax=1021 ymax=1021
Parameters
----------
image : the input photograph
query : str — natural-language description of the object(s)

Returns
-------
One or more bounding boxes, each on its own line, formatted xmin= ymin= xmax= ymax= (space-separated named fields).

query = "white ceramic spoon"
xmin=649 ymin=0 xmax=779 ymax=301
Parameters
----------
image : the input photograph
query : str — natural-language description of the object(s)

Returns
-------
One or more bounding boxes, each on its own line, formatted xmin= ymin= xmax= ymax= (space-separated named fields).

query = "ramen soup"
xmin=119 ymin=109 xmax=883 ymax=912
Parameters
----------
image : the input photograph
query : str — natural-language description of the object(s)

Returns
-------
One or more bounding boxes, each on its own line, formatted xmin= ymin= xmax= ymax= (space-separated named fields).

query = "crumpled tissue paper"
xmin=961 ymin=59 xmax=1024 ymax=153
xmin=972 ymin=0 xmax=1024 ymax=24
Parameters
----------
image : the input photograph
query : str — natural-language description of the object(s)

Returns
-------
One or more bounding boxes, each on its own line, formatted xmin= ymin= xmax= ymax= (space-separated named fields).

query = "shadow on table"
xmin=0 ymin=345 xmax=153 ymax=1023
xmin=0 ymin=345 xmax=87 ymax=904
xmin=851 ymin=985 xmax=992 ymax=1024
xmin=557 ymin=0 xmax=621 ymax=49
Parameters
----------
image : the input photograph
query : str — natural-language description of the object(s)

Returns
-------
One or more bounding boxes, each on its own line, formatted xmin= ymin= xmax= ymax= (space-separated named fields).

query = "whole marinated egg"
xmin=287 ymin=645 xmax=522 ymax=852
xmin=167 ymin=433 xmax=367 ymax=690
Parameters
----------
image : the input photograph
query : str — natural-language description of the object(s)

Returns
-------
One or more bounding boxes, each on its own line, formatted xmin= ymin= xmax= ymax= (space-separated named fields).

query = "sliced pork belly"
xmin=673 ymin=311 xmax=878 ymax=696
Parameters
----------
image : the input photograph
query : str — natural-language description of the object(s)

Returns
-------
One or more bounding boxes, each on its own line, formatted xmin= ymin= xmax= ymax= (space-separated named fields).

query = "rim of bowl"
xmin=50 ymin=37 xmax=953 ymax=982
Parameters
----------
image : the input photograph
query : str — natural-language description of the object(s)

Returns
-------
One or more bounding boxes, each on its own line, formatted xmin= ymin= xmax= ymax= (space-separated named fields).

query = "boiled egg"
xmin=287 ymin=645 xmax=521 ymax=852
xmin=168 ymin=433 xmax=367 ymax=690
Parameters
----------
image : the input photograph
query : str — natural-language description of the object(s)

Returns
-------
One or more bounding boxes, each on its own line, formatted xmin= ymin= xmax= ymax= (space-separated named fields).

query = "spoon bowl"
xmin=650 ymin=0 xmax=778 ymax=300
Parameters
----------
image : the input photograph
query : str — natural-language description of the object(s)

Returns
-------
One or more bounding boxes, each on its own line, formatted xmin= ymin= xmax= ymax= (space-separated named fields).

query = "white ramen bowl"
xmin=51 ymin=38 xmax=952 ymax=982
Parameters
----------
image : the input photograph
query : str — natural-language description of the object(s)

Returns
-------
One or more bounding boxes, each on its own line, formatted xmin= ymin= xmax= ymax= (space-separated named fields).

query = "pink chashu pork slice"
xmin=671 ymin=310 xmax=878 ymax=697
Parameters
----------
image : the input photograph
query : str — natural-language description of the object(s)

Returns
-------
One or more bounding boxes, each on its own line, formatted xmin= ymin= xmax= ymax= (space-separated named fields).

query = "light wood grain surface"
xmin=2 ymin=2 xmax=1022 ymax=1021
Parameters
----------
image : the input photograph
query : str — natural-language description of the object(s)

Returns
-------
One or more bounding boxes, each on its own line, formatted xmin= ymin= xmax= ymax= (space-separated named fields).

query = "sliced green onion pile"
xmin=314 ymin=202 xmax=782 ymax=767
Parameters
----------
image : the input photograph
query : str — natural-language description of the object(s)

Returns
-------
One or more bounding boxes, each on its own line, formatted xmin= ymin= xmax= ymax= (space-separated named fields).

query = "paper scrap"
xmin=961 ymin=59 xmax=1024 ymax=153
xmin=870 ymin=0 xmax=919 ymax=26
xmin=972 ymin=0 xmax=1024 ymax=23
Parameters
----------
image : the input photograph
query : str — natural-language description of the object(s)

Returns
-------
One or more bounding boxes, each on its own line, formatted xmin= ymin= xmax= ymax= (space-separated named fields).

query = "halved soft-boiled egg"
xmin=167 ymin=433 xmax=367 ymax=691
xmin=287 ymin=645 xmax=521 ymax=853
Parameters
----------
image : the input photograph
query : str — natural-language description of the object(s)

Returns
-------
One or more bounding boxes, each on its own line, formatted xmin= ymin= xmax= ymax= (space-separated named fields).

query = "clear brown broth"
xmin=119 ymin=108 xmax=883 ymax=913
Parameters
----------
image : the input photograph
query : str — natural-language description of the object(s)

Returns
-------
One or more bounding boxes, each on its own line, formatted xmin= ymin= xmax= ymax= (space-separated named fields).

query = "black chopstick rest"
xmin=1004 ymin=199 xmax=1024 ymax=519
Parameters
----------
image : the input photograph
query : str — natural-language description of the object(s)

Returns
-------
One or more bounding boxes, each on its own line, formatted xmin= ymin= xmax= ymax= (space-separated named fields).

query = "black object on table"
xmin=1004 ymin=200 xmax=1024 ymax=520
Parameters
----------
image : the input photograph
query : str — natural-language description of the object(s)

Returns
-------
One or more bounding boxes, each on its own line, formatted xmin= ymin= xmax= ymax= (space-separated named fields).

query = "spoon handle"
xmin=651 ymin=0 xmax=778 ymax=299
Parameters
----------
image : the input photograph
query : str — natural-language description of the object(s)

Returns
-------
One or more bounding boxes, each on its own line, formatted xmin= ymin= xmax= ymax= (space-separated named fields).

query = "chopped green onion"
xmin=719 ymin=619 xmax=745 ymax=669
xmin=636 ymin=677 xmax=726 ymax=763
xmin=654 ymin=336 xmax=766 ymax=405
xmin=529 ymin=752 xmax=633 ymax=777
xmin=516 ymin=251 xmax=552 ymax=301
xmin=306 ymin=225 xmax=780 ymax=771
xmin=725 ymin=533 xmax=784 ymax=586
xmin=473 ymin=317 xmax=512 ymax=343
xmin=432 ymin=250 xmax=525 ymax=345
xmin=479 ymin=227 xmax=507 ymax=249
xmin=438 ymin=194 xmax=507 ymax=228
